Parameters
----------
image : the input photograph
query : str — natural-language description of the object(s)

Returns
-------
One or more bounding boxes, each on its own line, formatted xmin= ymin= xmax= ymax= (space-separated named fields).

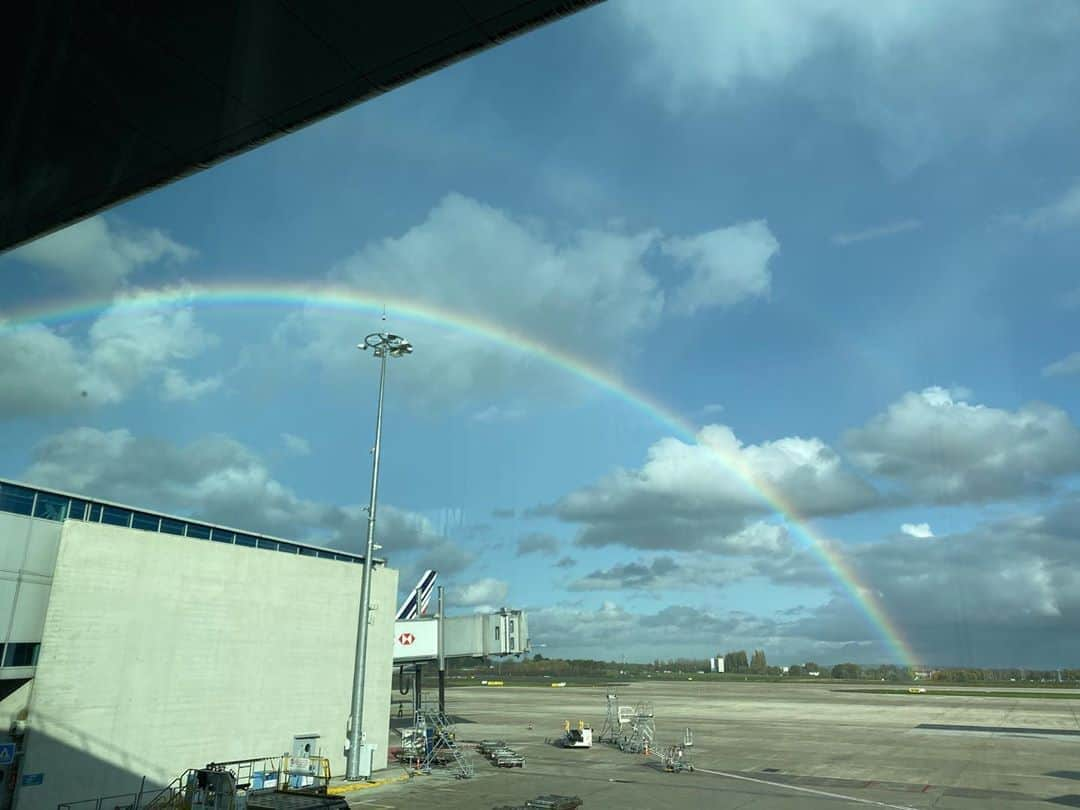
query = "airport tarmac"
xmin=348 ymin=681 xmax=1080 ymax=808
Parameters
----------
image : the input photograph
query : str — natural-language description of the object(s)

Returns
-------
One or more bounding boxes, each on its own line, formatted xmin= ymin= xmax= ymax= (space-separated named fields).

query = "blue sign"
xmin=0 ymin=743 xmax=14 ymax=766
xmin=21 ymin=773 xmax=44 ymax=786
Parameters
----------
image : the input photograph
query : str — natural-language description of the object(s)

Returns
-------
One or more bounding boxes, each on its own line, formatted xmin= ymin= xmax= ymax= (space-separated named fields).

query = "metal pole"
xmin=437 ymin=585 xmax=446 ymax=715
xmin=346 ymin=347 xmax=388 ymax=780
xmin=414 ymin=664 xmax=423 ymax=715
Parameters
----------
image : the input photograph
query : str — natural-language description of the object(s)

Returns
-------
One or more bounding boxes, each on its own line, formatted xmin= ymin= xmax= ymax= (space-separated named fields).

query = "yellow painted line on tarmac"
xmin=327 ymin=773 xmax=411 ymax=795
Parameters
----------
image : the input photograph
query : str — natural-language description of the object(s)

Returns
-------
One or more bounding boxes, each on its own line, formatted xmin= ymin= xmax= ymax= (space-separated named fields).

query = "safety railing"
xmin=58 ymin=794 xmax=146 ymax=810
xmin=198 ymin=757 xmax=283 ymax=791
xmin=56 ymin=753 xmax=333 ymax=810
xmin=57 ymin=779 xmax=180 ymax=810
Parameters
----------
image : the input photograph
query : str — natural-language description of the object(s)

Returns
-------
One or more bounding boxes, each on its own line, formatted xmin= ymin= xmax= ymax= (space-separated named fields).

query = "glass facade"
xmin=33 ymin=493 xmax=69 ymax=521
xmin=160 ymin=517 xmax=186 ymax=536
xmin=186 ymin=523 xmax=212 ymax=540
xmin=68 ymin=499 xmax=88 ymax=520
xmin=131 ymin=512 xmax=160 ymax=532
xmin=2 ymin=643 xmax=40 ymax=668
xmin=101 ymin=506 xmax=132 ymax=527
xmin=0 ymin=483 xmax=34 ymax=516
xmin=0 ymin=479 xmax=364 ymax=565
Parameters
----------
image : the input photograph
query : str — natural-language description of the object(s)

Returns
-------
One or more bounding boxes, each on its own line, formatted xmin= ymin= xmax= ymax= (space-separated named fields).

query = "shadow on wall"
xmin=0 ymin=682 xmax=29 ymax=704
xmin=14 ymin=725 xmax=172 ymax=810
xmin=16 ymin=708 xmax=349 ymax=809
xmin=1047 ymin=797 xmax=1080 ymax=808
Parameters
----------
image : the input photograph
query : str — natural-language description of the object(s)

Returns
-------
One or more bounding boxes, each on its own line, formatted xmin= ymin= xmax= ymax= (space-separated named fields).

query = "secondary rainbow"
xmin=3 ymin=282 xmax=919 ymax=667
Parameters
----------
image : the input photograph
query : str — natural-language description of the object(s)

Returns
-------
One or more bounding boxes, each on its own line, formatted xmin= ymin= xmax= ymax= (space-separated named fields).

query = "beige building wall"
xmin=16 ymin=520 xmax=396 ymax=810
xmin=0 ymin=511 xmax=61 ymax=681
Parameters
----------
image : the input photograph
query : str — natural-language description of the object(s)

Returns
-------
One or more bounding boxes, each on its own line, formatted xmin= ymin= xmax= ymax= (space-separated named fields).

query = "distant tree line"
xmin=722 ymin=649 xmax=773 ymax=674
xmin=820 ymin=663 xmax=1076 ymax=683
xmin=457 ymin=655 xmax=1080 ymax=685
xmin=929 ymin=668 xmax=1076 ymax=683
xmin=498 ymin=656 xmax=613 ymax=675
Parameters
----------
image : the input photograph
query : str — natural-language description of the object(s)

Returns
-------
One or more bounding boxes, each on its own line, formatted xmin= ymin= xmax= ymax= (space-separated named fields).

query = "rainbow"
xmin=2 ymin=282 xmax=918 ymax=666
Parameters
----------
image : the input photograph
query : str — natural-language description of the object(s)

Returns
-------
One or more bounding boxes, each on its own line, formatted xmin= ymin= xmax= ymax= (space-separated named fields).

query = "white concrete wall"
xmin=16 ymin=521 xmax=396 ymax=810
xmin=0 ymin=681 xmax=31 ymax=730
xmin=0 ymin=512 xmax=61 ymax=654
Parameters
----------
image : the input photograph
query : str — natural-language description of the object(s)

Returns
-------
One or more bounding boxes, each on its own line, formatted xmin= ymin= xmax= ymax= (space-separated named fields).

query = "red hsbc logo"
xmin=397 ymin=632 xmax=416 ymax=646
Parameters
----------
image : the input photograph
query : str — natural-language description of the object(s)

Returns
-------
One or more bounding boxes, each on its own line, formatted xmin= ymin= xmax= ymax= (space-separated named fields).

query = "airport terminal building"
xmin=0 ymin=478 xmax=397 ymax=810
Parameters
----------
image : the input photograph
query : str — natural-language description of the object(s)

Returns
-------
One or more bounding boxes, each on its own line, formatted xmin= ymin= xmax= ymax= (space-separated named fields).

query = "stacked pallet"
xmin=477 ymin=739 xmax=526 ymax=768
xmin=492 ymin=795 xmax=583 ymax=810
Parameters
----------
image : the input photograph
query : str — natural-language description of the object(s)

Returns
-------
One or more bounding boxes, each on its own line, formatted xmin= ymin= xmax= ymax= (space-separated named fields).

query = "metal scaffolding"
xmin=660 ymin=728 xmax=695 ymax=773
xmin=617 ymin=703 xmax=655 ymax=754
xmin=597 ymin=693 xmax=621 ymax=744
xmin=408 ymin=706 xmax=475 ymax=779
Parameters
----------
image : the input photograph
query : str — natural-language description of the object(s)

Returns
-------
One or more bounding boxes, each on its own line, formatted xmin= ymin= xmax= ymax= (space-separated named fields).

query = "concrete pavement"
xmin=345 ymin=681 xmax=1080 ymax=808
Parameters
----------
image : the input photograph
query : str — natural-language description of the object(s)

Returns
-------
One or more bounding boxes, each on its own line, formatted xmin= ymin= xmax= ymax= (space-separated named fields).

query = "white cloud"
xmin=900 ymin=522 xmax=934 ymax=539
xmin=85 ymin=299 xmax=215 ymax=403
xmin=280 ymin=433 xmax=312 ymax=456
xmin=0 ymin=323 xmax=85 ymax=417
xmin=0 ymin=290 xmax=217 ymax=418
xmin=451 ymin=578 xmax=509 ymax=607
xmin=832 ymin=219 xmax=922 ymax=246
xmin=844 ymin=386 xmax=1080 ymax=502
xmin=552 ymin=424 xmax=876 ymax=550
xmin=531 ymin=600 xmax=790 ymax=661
xmin=662 ymin=221 xmax=777 ymax=314
xmin=538 ymin=495 xmax=1080 ymax=666
xmin=782 ymin=499 xmax=1080 ymax=666
xmin=557 ymin=425 xmax=876 ymax=552
xmin=1012 ymin=180 xmax=1080 ymax=231
xmin=568 ymin=554 xmax=752 ymax=592
xmin=1042 ymin=352 xmax=1080 ymax=378
xmin=11 ymin=215 xmax=195 ymax=288
xmin=275 ymin=194 xmax=664 ymax=406
xmin=472 ymin=405 xmax=526 ymax=423
xmin=272 ymin=194 xmax=779 ymax=407
xmin=615 ymin=1 xmax=1080 ymax=173
xmin=559 ymin=522 xmax=822 ymax=593
xmin=24 ymin=427 xmax=329 ymax=536
xmin=516 ymin=533 xmax=560 ymax=557
xmin=719 ymin=521 xmax=792 ymax=554
xmin=22 ymin=426 xmax=469 ymax=585
xmin=161 ymin=370 xmax=223 ymax=402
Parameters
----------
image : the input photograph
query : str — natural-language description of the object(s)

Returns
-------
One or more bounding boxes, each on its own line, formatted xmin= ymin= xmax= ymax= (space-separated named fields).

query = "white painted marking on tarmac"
xmin=694 ymin=768 xmax=921 ymax=810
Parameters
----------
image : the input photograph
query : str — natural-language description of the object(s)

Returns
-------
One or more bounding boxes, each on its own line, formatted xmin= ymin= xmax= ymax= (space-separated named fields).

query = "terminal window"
xmin=0 ymin=484 xmax=35 ymax=516
xmin=186 ymin=524 xmax=212 ymax=539
xmin=1 ymin=643 xmax=40 ymax=668
xmin=102 ymin=505 xmax=132 ymax=526
xmin=33 ymin=493 xmax=69 ymax=521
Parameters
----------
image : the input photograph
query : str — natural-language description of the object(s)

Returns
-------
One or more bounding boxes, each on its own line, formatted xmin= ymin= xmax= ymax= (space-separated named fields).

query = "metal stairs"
xmin=417 ymin=706 xmax=474 ymax=779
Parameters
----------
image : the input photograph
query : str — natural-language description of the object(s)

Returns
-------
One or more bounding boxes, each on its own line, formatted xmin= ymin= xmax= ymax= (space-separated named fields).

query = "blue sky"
xmin=3 ymin=1 xmax=1080 ymax=668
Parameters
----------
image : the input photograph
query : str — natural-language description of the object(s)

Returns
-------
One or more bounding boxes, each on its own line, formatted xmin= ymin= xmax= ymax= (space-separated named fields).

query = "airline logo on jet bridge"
xmin=397 ymin=569 xmax=438 ymax=621
xmin=397 ymin=632 xmax=416 ymax=646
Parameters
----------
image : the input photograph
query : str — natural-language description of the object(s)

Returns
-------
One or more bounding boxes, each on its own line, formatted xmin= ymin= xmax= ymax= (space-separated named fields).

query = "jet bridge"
xmin=392 ymin=573 xmax=528 ymax=664
xmin=392 ymin=575 xmax=528 ymax=715
xmin=394 ymin=608 xmax=529 ymax=664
